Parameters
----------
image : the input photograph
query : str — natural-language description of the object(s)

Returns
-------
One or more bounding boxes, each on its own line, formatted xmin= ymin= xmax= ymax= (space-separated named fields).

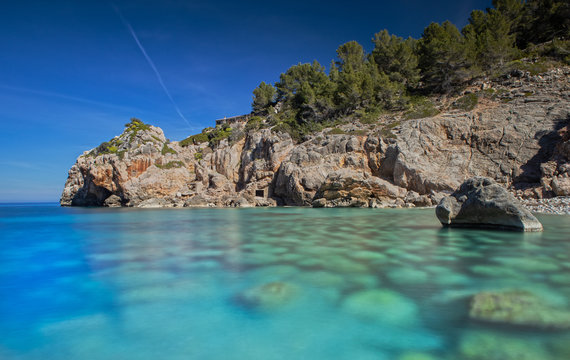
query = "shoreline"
xmin=519 ymin=197 xmax=570 ymax=215
xmin=54 ymin=197 xmax=570 ymax=215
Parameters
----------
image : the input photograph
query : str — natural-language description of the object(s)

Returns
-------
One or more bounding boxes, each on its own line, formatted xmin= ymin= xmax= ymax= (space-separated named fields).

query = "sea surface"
xmin=1 ymin=204 xmax=569 ymax=360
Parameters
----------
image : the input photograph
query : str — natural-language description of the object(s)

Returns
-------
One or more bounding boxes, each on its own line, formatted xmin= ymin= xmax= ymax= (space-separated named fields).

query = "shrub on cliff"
xmin=245 ymin=116 xmax=265 ymax=132
xmin=404 ymin=96 xmax=440 ymax=119
xmin=161 ymin=143 xmax=177 ymax=155
xmin=180 ymin=125 xmax=233 ymax=148
xmin=208 ymin=125 xmax=232 ymax=147
xmin=453 ymin=93 xmax=479 ymax=111
xmin=180 ymin=132 xmax=208 ymax=147
xmin=155 ymin=161 xmax=184 ymax=169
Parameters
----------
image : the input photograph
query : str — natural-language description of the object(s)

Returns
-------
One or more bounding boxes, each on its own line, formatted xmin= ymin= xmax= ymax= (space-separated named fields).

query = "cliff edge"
xmin=61 ymin=67 xmax=570 ymax=208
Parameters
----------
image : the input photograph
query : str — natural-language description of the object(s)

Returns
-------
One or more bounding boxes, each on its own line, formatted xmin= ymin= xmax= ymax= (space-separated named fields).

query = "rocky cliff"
xmin=61 ymin=67 xmax=570 ymax=208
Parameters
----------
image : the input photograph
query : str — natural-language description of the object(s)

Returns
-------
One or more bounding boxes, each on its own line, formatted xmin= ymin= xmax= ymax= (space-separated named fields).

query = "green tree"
xmin=463 ymin=7 xmax=517 ymax=73
xmin=335 ymin=41 xmax=367 ymax=73
xmin=419 ymin=21 xmax=471 ymax=92
xmin=334 ymin=41 xmax=369 ymax=111
xmin=333 ymin=40 xmax=405 ymax=112
xmin=518 ymin=0 xmax=570 ymax=47
xmin=275 ymin=60 xmax=333 ymax=107
xmin=492 ymin=0 xmax=524 ymax=26
xmin=252 ymin=82 xmax=276 ymax=112
xmin=329 ymin=60 xmax=339 ymax=83
xmin=371 ymin=30 xmax=420 ymax=86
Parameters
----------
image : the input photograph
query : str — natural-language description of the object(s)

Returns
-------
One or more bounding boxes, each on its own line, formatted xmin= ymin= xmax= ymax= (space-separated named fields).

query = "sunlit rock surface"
xmin=61 ymin=68 xmax=570 ymax=208
xmin=436 ymin=177 xmax=543 ymax=231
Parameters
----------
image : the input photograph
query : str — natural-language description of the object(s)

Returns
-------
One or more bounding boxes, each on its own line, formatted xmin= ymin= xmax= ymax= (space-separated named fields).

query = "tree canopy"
xmin=249 ymin=0 xmax=569 ymax=140
xmin=252 ymin=82 xmax=276 ymax=112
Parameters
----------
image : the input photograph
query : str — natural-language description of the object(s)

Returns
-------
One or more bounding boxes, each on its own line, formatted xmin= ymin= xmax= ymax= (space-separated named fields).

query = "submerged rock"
xmin=398 ymin=352 xmax=438 ymax=360
xmin=458 ymin=331 xmax=551 ymax=360
xmin=342 ymin=289 xmax=418 ymax=325
xmin=469 ymin=289 xmax=570 ymax=329
xmin=436 ymin=177 xmax=543 ymax=231
xmin=386 ymin=267 xmax=429 ymax=285
xmin=235 ymin=282 xmax=298 ymax=311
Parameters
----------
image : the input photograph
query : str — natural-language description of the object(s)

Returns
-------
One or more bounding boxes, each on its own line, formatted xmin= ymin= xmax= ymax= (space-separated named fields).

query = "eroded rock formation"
xmin=61 ymin=67 xmax=570 ymax=208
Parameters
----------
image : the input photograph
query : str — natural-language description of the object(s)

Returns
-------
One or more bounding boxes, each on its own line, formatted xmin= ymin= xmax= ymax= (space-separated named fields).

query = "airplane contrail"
xmin=112 ymin=3 xmax=192 ymax=128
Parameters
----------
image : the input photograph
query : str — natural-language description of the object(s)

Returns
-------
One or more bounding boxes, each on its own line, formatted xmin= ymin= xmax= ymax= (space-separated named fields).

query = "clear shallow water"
xmin=0 ymin=205 xmax=569 ymax=360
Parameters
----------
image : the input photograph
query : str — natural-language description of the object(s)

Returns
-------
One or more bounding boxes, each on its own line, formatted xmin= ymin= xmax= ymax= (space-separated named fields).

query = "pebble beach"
xmin=519 ymin=196 xmax=570 ymax=215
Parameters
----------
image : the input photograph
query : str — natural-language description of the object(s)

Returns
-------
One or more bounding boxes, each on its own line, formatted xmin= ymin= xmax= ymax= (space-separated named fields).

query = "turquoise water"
xmin=1 ymin=205 xmax=569 ymax=360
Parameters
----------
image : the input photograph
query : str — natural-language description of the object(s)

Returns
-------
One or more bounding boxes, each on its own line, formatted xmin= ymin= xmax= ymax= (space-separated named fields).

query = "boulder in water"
xmin=435 ymin=177 xmax=543 ymax=231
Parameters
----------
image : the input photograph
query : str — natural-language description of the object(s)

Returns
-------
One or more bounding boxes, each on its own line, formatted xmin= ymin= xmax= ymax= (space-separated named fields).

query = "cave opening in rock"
xmin=255 ymin=189 xmax=265 ymax=197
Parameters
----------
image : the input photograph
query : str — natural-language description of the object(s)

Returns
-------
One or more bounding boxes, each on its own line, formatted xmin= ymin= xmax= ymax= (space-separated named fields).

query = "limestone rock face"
xmin=542 ymin=124 xmax=570 ymax=196
xmin=60 ymin=122 xmax=170 ymax=207
xmin=313 ymin=170 xmax=407 ymax=208
xmin=436 ymin=177 xmax=543 ymax=231
xmin=61 ymin=67 xmax=570 ymax=208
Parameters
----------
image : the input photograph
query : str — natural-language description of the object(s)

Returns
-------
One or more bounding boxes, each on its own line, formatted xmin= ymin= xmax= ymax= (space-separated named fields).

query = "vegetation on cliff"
xmin=244 ymin=0 xmax=568 ymax=141
xmin=87 ymin=118 xmax=153 ymax=159
xmin=179 ymin=124 xmax=239 ymax=148
xmin=134 ymin=1 xmax=568 ymax=148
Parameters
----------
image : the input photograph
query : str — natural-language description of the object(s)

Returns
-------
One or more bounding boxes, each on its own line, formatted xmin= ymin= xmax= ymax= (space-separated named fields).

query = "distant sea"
xmin=1 ymin=205 xmax=569 ymax=359
xmin=0 ymin=202 xmax=59 ymax=207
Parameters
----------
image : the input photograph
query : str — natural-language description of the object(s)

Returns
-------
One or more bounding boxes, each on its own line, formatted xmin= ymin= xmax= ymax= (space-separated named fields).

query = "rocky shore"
xmin=519 ymin=196 xmax=570 ymax=215
xmin=61 ymin=67 xmax=570 ymax=209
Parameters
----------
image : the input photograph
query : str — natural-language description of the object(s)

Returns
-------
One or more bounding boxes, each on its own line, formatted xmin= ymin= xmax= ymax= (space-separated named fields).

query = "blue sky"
xmin=0 ymin=0 xmax=491 ymax=202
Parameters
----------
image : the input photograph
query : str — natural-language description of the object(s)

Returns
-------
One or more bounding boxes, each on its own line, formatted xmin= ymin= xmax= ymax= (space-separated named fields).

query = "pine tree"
xmin=252 ymin=82 xmax=276 ymax=112
xmin=482 ymin=9 xmax=517 ymax=69
xmin=329 ymin=60 xmax=339 ymax=83
xmin=335 ymin=41 xmax=366 ymax=73
xmin=419 ymin=21 xmax=471 ymax=92
xmin=334 ymin=41 xmax=369 ymax=111
xmin=463 ymin=7 xmax=517 ymax=74
xmin=275 ymin=61 xmax=332 ymax=107
xmin=492 ymin=0 xmax=524 ymax=24
xmin=518 ymin=0 xmax=570 ymax=47
xmin=371 ymin=30 xmax=420 ymax=86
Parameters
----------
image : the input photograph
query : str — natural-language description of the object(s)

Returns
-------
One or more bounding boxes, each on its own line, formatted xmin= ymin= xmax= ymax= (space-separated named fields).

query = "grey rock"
xmin=552 ymin=176 xmax=570 ymax=196
xmin=184 ymin=195 xmax=209 ymax=207
xmin=138 ymin=198 xmax=169 ymax=208
xmin=103 ymin=194 xmax=122 ymax=207
xmin=227 ymin=196 xmax=253 ymax=208
xmin=312 ymin=198 xmax=327 ymax=208
xmin=60 ymin=67 xmax=570 ymax=209
xmin=436 ymin=177 xmax=543 ymax=231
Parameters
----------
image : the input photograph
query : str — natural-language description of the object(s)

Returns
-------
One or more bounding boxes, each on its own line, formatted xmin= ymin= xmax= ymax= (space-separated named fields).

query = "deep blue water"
xmin=0 ymin=205 xmax=569 ymax=360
